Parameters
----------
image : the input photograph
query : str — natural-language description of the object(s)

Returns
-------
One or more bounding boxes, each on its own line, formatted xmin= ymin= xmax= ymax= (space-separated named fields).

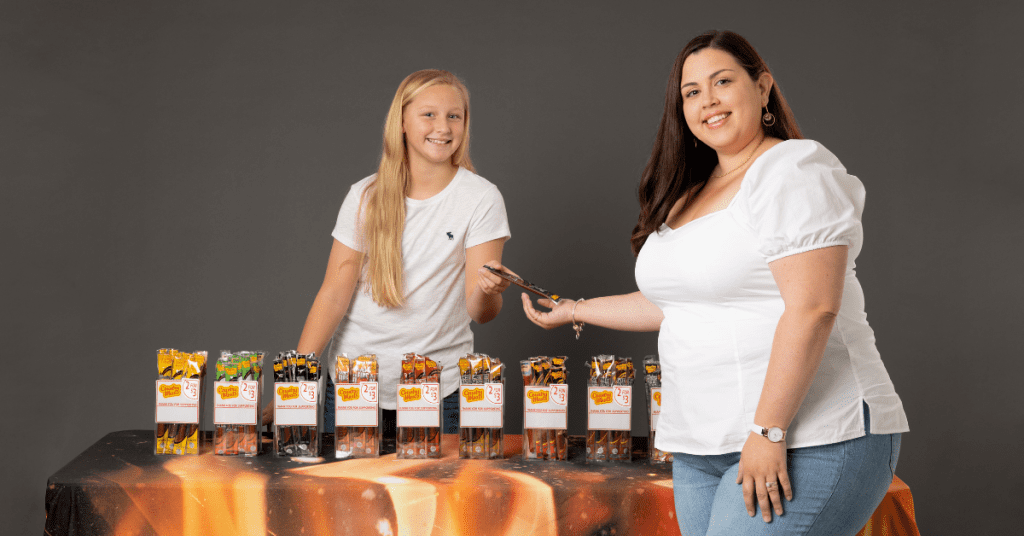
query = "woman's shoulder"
xmin=752 ymin=139 xmax=845 ymax=175
xmin=743 ymin=139 xmax=850 ymax=192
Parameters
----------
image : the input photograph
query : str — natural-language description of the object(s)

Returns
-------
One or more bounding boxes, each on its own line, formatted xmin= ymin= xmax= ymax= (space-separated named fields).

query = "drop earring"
xmin=762 ymin=106 xmax=776 ymax=127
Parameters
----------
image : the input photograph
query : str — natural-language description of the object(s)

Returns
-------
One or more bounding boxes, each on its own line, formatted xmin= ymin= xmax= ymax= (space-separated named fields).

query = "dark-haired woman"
xmin=522 ymin=30 xmax=908 ymax=535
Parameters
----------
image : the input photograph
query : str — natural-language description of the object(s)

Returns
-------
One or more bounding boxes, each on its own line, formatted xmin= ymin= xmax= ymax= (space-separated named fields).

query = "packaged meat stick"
xmin=396 ymin=353 xmax=443 ymax=459
xmin=459 ymin=354 xmax=504 ymax=459
xmin=154 ymin=349 xmax=206 ymax=455
xmin=335 ymin=354 xmax=381 ymax=459
xmin=644 ymin=355 xmax=673 ymax=464
xmin=587 ymin=355 xmax=633 ymax=463
xmin=522 ymin=356 xmax=569 ymax=460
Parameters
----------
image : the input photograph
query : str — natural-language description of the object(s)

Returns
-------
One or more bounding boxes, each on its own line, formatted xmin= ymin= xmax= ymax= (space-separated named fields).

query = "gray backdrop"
xmin=3 ymin=1 xmax=1021 ymax=534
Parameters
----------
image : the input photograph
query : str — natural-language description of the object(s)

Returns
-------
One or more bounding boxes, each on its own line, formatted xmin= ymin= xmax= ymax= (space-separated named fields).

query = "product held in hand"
xmin=483 ymin=265 xmax=561 ymax=302
xmin=213 ymin=350 xmax=264 ymax=456
xmin=396 ymin=353 xmax=443 ymax=459
xmin=273 ymin=351 xmax=322 ymax=457
xmin=335 ymin=353 xmax=381 ymax=459
xmin=155 ymin=348 xmax=208 ymax=455
xmin=458 ymin=353 xmax=505 ymax=459
xmin=521 ymin=356 xmax=569 ymax=460
xmin=586 ymin=354 xmax=634 ymax=462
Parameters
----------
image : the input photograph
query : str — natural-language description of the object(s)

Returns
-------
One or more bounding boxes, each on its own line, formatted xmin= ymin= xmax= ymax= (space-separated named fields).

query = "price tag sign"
xmin=649 ymin=387 xmax=662 ymax=431
xmin=523 ymin=385 xmax=568 ymax=430
xmin=213 ymin=380 xmax=259 ymax=425
xmin=274 ymin=381 xmax=319 ymax=426
xmin=587 ymin=386 xmax=632 ymax=431
xmin=336 ymin=381 xmax=379 ymax=427
xmin=155 ymin=379 xmax=201 ymax=423
xmin=396 ymin=383 xmax=441 ymax=427
xmin=459 ymin=383 xmax=503 ymax=428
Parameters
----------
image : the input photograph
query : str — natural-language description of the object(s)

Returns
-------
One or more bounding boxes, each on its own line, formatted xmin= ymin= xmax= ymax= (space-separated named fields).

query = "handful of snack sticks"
xmin=335 ymin=354 xmax=380 ymax=458
xmin=644 ymin=355 xmax=672 ymax=463
xmin=458 ymin=354 xmax=504 ymax=459
xmin=272 ymin=350 xmax=321 ymax=456
xmin=156 ymin=348 xmax=207 ymax=455
xmin=586 ymin=355 xmax=634 ymax=462
xmin=214 ymin=351 xmax=264 ymax=456
xmin=521 ymin=356 xmax=569 ymax=460
xmin=397 ymin=353 xmax=443 ymax=459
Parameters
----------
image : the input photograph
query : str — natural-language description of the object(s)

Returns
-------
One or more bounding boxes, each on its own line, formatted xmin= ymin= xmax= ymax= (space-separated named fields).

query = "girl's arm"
xmin=295 ymin=239 xmax=364 ymax=356
xmin=736 ymin=244 xmax=848 ymax=522
xmin=522 ymin=291 xmax=664 ymax=332
xmin=263 ymin=239 xmax=362 ymax=424
xmin=465 ymin=237 xmax=510 ymax=324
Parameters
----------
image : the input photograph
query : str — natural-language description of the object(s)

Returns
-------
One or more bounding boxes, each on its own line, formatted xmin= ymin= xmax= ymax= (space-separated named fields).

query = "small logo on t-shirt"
xmin=446 ymin=232 xmax=454 ymax=240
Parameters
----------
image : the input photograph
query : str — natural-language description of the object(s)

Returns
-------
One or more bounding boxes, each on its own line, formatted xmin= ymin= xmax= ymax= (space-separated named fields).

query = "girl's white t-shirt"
xmin=324 ymin=167 xmax=510 ymax=409
xmin=635 ymin=139 xmax=909 ymax=455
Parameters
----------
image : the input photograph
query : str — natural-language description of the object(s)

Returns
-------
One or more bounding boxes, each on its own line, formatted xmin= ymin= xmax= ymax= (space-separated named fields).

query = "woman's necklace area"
xmin=709 ymin=136 xmax=766 ymax=179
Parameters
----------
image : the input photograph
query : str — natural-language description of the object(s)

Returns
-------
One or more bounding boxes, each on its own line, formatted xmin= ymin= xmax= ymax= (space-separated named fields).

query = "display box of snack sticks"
xmin=154 ymin=348 xmax=208 ymax=455
xmin=396 ymin=353 xmax=443 ymax=459
xmin=521 ymin=356 xmax=569 ymax=460
xmin=272 ymin=351 xmax=323 ymax=457
xmin=458 ymin=353 xmax=504 ymax=459
xmin=644 ymin=355 xmax=673 ymax=464
xmin=334 ymin=353 xmax=382 ymax=459
xmin=212 ymin=351 xmax=264 ymax=456
xmin=586 ymin=355 xmax=634 ymax=463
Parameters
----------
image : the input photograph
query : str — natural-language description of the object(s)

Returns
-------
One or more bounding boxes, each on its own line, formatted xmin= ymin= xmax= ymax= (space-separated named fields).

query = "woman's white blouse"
xmin=635 ymin=139 xmax=909 ymax=455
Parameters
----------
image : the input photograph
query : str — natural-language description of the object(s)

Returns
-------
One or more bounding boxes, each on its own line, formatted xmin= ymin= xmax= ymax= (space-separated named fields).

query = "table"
xmin=45 ymin=430 xmax=919 ymax=536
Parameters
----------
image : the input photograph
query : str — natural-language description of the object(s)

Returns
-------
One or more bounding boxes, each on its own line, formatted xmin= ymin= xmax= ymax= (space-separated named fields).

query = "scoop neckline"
xmin=659 ymin=139 xmax=794 ymax=234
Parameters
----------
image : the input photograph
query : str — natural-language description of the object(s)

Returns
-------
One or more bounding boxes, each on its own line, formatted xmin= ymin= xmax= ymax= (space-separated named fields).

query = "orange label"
xmin=217 ymin=384 xmax=239 ymax=399
xmin=653 ymin=391 xmax=662 ymax=406
xmin=590 ymin=390 xmax=613 ymax=405
xmin=527 ymin=389 xmax=550 ymax=404
xmin=399 ymin=387 xmax=422 ymax=403
xmin=462 ymin=387 xmax=484 ymax=403
xmin=159 ymin=383 xmax=182 ymax=398
xmin=277 ymin=385 xmax=299 ymax=401
xmin=338 ymin=386 xmax=360 ymax=402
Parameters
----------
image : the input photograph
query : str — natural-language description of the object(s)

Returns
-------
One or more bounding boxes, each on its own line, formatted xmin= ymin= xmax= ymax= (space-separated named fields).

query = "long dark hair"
xmin=630 ymin=30 xmax=803 ymax=255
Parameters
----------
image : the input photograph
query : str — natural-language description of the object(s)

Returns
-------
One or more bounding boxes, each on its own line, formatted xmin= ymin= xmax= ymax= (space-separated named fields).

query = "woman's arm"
xmin=737 ymin=244 xmax=848 ymax=522
xmin=465 ymin=237 xmax=510 ymax=324
xmin=522 ymin=290 xmax=664 ymax=332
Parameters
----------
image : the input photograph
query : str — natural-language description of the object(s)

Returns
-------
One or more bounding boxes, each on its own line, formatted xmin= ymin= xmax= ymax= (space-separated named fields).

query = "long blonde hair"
xmin=361 ymin=69 xmax=475 ymax=307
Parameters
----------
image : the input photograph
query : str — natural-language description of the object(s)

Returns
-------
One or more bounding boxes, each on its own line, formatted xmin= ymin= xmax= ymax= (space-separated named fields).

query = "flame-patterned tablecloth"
xmin=45 ymin=430 xmax=918 ymax=536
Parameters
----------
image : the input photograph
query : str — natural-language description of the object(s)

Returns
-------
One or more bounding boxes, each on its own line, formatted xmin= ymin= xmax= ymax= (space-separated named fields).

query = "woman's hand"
xmin=521 ymin=293 xmax=576 ymax=330
xmin=736 ymin=433 xmax=793 ymax=522
xmin=476 ymin=261 xmax=513 ymax=295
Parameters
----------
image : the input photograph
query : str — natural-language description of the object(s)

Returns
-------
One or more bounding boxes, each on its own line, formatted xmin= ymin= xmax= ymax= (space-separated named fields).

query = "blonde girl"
xmin=265 ymin=69 xmax=512 ymax=432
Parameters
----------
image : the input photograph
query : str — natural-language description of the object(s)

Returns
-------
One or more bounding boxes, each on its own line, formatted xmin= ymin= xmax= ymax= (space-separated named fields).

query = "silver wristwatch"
xmin=750 ymin=424 xmax=787 ymax=443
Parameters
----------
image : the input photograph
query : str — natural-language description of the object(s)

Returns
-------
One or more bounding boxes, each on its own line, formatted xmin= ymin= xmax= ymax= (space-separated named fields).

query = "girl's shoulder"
xmin=455 ymin=167 xmax=500 ymax=191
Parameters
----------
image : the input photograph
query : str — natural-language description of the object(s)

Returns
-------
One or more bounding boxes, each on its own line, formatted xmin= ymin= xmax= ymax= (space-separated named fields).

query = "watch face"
xmin=768 ymin=427 xmax=784 ymax=442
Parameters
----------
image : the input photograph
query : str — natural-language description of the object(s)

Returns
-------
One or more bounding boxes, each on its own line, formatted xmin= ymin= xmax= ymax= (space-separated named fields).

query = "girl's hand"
xmin=521 ymin=293 xmax=576 ymax=329
xmin=261 ymin=399 xmax=275 ymax=425
xmin=736 ymin=433 xmax=793 ymax=522
xmin=476 ymin=261 xmax=513 ymax=295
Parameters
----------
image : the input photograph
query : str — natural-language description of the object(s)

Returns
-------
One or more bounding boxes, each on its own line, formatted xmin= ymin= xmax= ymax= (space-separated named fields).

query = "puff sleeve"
xmin=740 ymin=140 xmax=865 ymax=263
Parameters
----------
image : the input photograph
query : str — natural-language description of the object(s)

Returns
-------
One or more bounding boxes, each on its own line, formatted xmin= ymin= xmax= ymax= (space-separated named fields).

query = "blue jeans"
xmin=323 ymin=374 xmax=460 ymax=435
xmin=671 ymin=404 xmax=901 ymax=536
